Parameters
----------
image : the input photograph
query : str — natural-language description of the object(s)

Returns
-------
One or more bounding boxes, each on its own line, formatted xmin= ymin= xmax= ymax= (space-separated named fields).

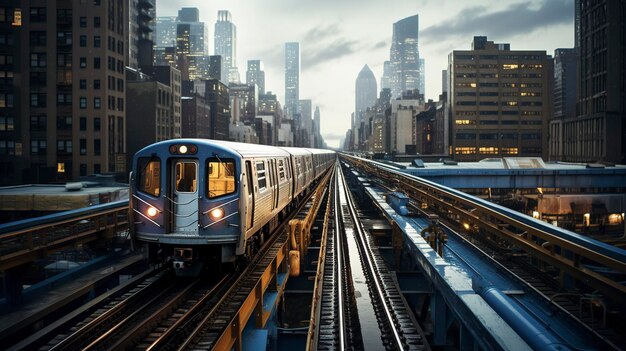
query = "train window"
xmin=207 ymin=159 xmax=236 ymax=198
xmin=278 ymin=159 xmax=285 ymax=180
xmin=256 ymin=161 xmax=267 ymax=191
xmin=175 ymin=162 xmax=197 ymax=193
xmin=138 ymin=157 xmax=161 ymax=196
xmin=285 ymin=158 xmax=291 ymax=178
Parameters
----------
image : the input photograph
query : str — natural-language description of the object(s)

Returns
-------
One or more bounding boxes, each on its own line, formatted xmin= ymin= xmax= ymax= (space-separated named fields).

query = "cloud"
xmin=372 ymin=41 xmax=388 ymax=50
xmin=421 ymin=0 xmax=573 ymax=43
xmin=302 ymin=23 xmax=342 ymax=43
xmin=302 ymin=38 xmax=360 ymax=70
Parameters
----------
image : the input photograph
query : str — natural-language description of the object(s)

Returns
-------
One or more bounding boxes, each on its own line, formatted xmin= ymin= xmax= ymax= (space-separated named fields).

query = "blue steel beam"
xmin=364 ymin=186 xmax=532 ymax=351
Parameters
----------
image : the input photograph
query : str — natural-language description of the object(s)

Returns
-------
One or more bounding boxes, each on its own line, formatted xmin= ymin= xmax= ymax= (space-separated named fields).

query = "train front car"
xmin=130 ymin=139 xmax=241 ymax=276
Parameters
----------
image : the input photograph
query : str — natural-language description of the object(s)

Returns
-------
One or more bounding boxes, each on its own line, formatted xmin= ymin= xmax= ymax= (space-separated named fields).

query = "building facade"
xmin=449 ymin=36 xmax=552 ymax=161
xmin=214 ymin=10 xmax=236 ymax=84
xmin=559 ymin=0 xmax=625 ymax=164
xmin=549 ymin=48 xmax=578 ymax=161
xmin=246 ymin=59 xmax=265 ymax=94
xmin=389 ymin=14 xmax=421 ymax=99
xmin=0 ymin=0 xmax=127 ymax=184
xmin=284 ymin=42 xmax=300 ymax=118
xmin=355 ymin=64 xmax=377 ymax=130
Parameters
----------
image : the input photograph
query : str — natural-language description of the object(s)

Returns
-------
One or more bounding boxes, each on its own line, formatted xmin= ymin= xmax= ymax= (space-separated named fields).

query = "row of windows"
xmin=28 ymin=138 xmax=100 ymax=156
xmin=0 ymin=54 xmax=13 ymax=65
xmin=455 ymin=118 xmax=542 ymax=125
xmin=455 ymin=54 xmax=544 ymax=61
xmin=456 ymin=73 xmax=543 ymax=79
xmin=456 ymin=101 xmax=543 ymax=106
xmin=455 ymin=133 xmax=540 ymax=140
xmin=455 ymin=146 xmax=532 ymax=155
xmin=457 ymin=91 xmax=542 ymax=97
xmin=455 ymin=63 xmax=543 ymax=69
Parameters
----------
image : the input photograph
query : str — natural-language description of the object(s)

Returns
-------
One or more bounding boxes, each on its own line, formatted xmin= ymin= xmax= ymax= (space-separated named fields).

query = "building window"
xmin=79 ymin=16 xmax=87 ymax=28
xmin=57 ymin=162 xmax=65 ymax=173
xmin=117 ymin=97 xmax=123 ymax=111
xmin=57 ymin=53 xmax=71 ymax=68
xmin=57 ymin=140 xmax=72 ymax=154
xmin=94 ymin=36 xmax=100 ymax=48
xmin=80 ymin=139 xmax=87 ymax=155
xmin=30 ymin=53 xmax=46 ymax=67
xmin=57 ymin=115 xmax=72 ymax=130
xmin=93 ymin=57 xmax=100 ymax=69
xmin=80 ymin=117 xmax=87 ymax=131
xmin=80 ymin=79 xmax=87 ymax=89
xmin=94 ymin=117 xmax=101 ymax=131
xmin=80 ymin=57 xmax=86 ymax=68
xmin=479 ymin=147 xmax=499 ymax=154
xmin=31 ymin=139 xmax=47 ymax=155
xmin=30 ymin=93 xmax=46 ymax=107
xmin=29 ymin=31 xmax=46 ymax=46
xmin=0 ymin=116 xmax=15 ymax=131
xmin=79 ymin=35 xmax=86 ymax=47
xmin=57 ymin=93 xmax=72 ymax=106
xmin=29 ymin=7 xmax=46 ymax=22
xmin=80 ymin=164 xmax=87 ymax=176
xmin=0 ymin=140 xmax=16 ymax=155
xmin=94 ymin=79 xmax=100 ymax=90
xmin=94 ymin=97 xmax=101 ymax=109
xmin=455 ymin=147 xmax=476 ymax=155
xmin=94 ymin=163 xmax=101 ymax=174
xmin=94 ymin=139 xmax=100 ymax=155
xmin=30 ymin=114 xmax=47 ymax=131
xmin=0 ymin=93 xmax=14 ymax=108
xmin=94 ymin=16 xmax=100 ymax=27
xmin=80 ymin=97 xmax=87 ymax=109
xmin=57 ymin=31 xmax=72 ymax=46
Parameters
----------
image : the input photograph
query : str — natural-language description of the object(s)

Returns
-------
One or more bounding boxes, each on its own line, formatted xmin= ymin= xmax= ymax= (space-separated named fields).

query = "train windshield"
xmin=207 ymin=159 xmax=236 ymax=199
xmin=137 ymin=157 xmax=161 ymax=196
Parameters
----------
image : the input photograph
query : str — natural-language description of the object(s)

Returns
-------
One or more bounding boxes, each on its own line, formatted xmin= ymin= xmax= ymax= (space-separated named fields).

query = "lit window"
xmin=57 ymin=162 xmax=65 ymax=173
xmin=455 ymin=147 xmax=476 ymax=155
xmin=503 ymin=64 xmax=519 ymax=70
xmin=479 ymin=147 xmax=499 ymax=154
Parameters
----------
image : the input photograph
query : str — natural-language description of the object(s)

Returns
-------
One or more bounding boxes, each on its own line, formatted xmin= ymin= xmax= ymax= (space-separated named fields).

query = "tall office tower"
xmin=285 ymin=42 xmax=300 ymax=119
xmin=381 ymin=61 xmax=392 ymax=90
xmin=0 ymin=0 xmax=128 ymax=185
xmin=246 ymin=60 xmax=265 ymax=94
xmin=389 ymin=14 xmax=420 ymax=98
xmin=314 ymin=106 xmax=321 ymax=148
xmin=156 ymin=16 xmax=177 ymax=47
xmin=449 ymin=36 xmax=552 ymax=162
xmin=562 ymin=0 xmax=625 ymax=164
xmin=128 ymin=0 xmax=156 ymax=70
xmin=299 ymin=99 xmax=313 ymax=147
xmin=549 ymin=48 xmax=578 ymax=161
xmin=355 ymin=65 xmax=378 ymax=128
xmin=214 ymin=10 xmax=236 ymax=84
xmin=418 ymin=58 xmax=425 ymax=96
xmin=177 ymin=8 xmax=208 ymax=56
xmin=442 ymin=70 xmax=448 ymax=94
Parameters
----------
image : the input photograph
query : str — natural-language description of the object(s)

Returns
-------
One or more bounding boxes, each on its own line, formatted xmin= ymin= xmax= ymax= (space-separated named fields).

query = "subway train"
xmin=129 ymin=139 xmax=335 ymax=275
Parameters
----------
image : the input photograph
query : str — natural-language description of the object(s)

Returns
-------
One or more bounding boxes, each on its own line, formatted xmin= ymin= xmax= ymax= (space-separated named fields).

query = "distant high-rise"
xmin=156 ymin=17 xmax=178 ymax=47
xmin=285 ymin=42 xmax=300 ymax=118
xmin=215 ymin=11 xmax=237 ymax=84
xmin=418 ymin=58 xmax=425 ymax=96
xmin=389 ymin=15 xmax=421 ymax=98
xmin=246 ymin=60 xmax=266 ymax=95
xmin=355 ymin=65 xmax=378 ymax=127
xmin=549 ymin=48 xmax=578 ymax=161
xmin=381 ymin=61 xmax=392 ymax=90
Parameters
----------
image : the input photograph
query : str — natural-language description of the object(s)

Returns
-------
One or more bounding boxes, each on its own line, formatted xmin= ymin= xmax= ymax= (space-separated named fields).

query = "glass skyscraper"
xmin=284 ymin=42 xmax=300 ymax=118
xmin=214 ymin=10 xmax=237 ymax=84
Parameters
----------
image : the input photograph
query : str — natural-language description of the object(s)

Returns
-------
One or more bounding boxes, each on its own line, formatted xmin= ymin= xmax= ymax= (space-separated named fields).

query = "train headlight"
xmin=147 ymin=206 xmax=158 ymax=217
xmin=208 ymin=207 xmax=224 ymax=220
xmin=179 ymin=145 xmax=188 ymax=154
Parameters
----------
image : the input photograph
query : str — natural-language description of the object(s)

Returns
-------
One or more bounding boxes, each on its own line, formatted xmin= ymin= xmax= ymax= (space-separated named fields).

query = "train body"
xmin=129 ymin=139 xmax=335 ymax=275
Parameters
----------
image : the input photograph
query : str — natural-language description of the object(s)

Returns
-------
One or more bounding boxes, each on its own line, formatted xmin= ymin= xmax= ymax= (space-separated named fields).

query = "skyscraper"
xmin=176 ymin=8 xmax=208 ymax=57
xmin=560 ymin=0 xmax=625 ymax=164
xmin=128 ymin=0 xmax=156 ymax=70
xmin=285 ymin=42 xmax=300 ymax=118
xmin=246 ymin=60 xmax=266 ymax=94
xmin=389 ymin=15 xmax=421 ymax=98
xmin=549 ymin=48 xmax=578 ymax=161
xmin=214 ymin=10 xmax=237 ymax=84
xmin=355 ymin=65 xmax=378 ymax=127
xmin=156 ymin=16 xmax=178 ymax=47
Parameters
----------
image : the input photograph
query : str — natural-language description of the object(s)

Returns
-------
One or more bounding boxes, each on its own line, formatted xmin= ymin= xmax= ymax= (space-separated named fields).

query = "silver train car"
xmin=129 ymin=139 xmax=334 ymax=274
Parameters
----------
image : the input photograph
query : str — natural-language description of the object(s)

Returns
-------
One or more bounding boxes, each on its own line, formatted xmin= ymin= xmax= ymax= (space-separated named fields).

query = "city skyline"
xmin=157 ymin=1 xmax=575 ymax=148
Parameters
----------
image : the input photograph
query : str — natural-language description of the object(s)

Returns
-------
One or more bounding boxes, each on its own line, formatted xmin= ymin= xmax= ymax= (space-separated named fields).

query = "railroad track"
xmin=331 ymin=163 xmax=427 ymax=351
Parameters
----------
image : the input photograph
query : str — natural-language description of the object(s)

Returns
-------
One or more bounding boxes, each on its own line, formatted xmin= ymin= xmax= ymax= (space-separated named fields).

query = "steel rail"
xmin=334 ymin=164 xmax=347 ymax=350
xmin=337 ymin=164 xmax=406 ymax=351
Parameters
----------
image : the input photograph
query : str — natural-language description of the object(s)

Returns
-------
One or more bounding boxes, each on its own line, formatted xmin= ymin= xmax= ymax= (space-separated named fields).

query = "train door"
xmin=172 ymin=160 xmax=199 ymax=232
xmin=272 ymin=159 xmax=279 ymax=209
xmin=246 ymin=161 xmax=254 ymax=230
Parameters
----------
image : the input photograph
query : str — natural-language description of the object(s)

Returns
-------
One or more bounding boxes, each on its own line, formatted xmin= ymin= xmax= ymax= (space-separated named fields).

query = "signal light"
xmin=208 ymin=207 xmax=225 ymax=220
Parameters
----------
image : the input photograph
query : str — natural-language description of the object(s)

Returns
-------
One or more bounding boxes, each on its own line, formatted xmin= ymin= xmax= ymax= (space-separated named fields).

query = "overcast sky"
xmin=156 ymin=0 xmax=575 ymax=148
